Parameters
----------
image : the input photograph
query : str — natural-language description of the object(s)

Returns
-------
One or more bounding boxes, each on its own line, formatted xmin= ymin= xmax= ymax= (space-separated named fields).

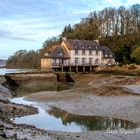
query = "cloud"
xmin=125 ymin=0 xmax=140 ymax=6
xmin=0 ymin=29 xmax=36 ymax=42
xmin=0 ymin=0 xmax=139 ymax=58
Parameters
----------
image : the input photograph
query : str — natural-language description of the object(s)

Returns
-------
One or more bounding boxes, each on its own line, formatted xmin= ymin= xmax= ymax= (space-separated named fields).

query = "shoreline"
xmin=1 ymin=72 xmax=140 ymax=139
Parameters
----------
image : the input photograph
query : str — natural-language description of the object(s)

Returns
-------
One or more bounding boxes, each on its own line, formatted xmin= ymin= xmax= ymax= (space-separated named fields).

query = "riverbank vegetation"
xmin=6 ymin=4 xmax=140 ymax=68
xmin=6 ymin=50 xmax=40 ymax=68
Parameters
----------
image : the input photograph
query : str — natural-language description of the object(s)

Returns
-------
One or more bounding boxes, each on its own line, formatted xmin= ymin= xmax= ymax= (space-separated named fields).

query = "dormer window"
xmin=44 ymin=53 xmax=48 ymax=56
xmin=88 ymin=46 xmax=91 ymax=49
xmin=105 ymin=54 xmax=108 ymax=57
xmin=58 ymin=52 xmax=63 ymax=56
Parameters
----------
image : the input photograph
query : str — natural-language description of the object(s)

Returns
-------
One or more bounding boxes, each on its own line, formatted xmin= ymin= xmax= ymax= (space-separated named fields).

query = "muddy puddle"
xmin=123 ymin=84 xmax=140 ymax=94
xmin=10 ymin=97 xmax=136 ymax=132
xmin=13 ymin=82 xmax=74 ymax=96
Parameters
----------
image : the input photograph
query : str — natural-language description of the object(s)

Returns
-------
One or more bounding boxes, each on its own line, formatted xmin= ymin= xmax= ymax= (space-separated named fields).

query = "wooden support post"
xmin=83 ymin=66 xmax=85 ymax=73
xmin=61 ymin=65 xmax=63 ymax=72
xmin=69 ymin=66 xmax=71 ymax=72
xmin=90 ymin=66 xmax=92 ymax=72
xmin=76 ymin=66 xmax=78 ymax=73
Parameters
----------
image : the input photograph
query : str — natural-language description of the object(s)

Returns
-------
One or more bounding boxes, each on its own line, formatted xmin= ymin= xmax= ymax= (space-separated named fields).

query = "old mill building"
xmin=41 ymin=38 xmax=115 ymax=72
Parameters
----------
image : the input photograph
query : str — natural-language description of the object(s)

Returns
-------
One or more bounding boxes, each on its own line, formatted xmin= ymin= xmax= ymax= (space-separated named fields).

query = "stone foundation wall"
xmin=5 ymin=73 xmax=57 ymax=95
xmin=41 ymin=58 xmax=52 ymax=69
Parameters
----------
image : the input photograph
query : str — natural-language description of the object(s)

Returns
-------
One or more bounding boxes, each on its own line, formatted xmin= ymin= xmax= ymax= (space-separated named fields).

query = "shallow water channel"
xmin=10 ymin=97 xmax=136 ymax=132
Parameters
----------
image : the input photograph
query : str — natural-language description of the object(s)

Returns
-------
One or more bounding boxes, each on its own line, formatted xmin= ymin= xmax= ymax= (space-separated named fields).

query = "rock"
xmin=0 ymin=125 xmax=4 ymax=130
xmin=0 ymin=132 xmax=7 ymax=138
xmin=0 ymin=84 xmax=12 ymax=101
xmin=0 ymin=85 xmax=11 ymax=94
xmin=0 ymin=76 xmax=7 ymax=84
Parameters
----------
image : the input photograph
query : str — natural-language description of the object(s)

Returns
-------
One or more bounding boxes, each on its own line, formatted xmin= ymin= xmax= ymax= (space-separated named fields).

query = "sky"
xmin=0 ymin=0 xmax=140 ymax=59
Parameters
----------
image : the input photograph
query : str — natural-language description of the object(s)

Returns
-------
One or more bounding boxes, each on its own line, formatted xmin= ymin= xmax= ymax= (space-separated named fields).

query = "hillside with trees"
xmin=6 ymin=50 xmax=40 ymax=68
xmin=6 ymin=4 xmax=140 ymax=68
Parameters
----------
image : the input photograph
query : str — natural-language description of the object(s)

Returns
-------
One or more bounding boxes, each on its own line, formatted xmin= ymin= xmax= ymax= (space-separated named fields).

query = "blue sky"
xmin=0 ymin=0 xmax=140 ymax=59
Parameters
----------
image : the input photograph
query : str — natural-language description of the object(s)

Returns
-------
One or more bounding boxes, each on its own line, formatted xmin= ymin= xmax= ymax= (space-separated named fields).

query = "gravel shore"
xmin=26 ymin=74 xmax=140 ymax=140
xmin=1 ymin=73 xmax=140 ymax=139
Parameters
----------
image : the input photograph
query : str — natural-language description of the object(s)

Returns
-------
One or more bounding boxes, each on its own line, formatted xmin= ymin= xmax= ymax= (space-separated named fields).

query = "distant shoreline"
xmin=0 ymin=65 xmax=6 ymax=68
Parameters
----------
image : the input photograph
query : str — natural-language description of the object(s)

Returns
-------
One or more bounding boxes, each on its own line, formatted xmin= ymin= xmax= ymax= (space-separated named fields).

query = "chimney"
xmin=94 ymin=39 xmax=99 ymax=44
xmin=94 ymin=36 xmax=101 ymax=44
xmin=62 ymin=37 xmax=67 ymax=42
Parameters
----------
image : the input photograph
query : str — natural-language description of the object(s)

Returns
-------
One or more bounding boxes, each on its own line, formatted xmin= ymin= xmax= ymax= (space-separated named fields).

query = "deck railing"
xmin=52 ymin=63 xmax=100 ymax=67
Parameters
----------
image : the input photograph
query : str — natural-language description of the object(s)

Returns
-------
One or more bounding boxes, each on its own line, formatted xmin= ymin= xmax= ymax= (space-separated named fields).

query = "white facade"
xmin=69 ymin=50 xmax=102 ymax=65
xmin=50 ymin=49 xmax=115 ymax=66
xmin=42 ymin=39 xmax=116 ymax=68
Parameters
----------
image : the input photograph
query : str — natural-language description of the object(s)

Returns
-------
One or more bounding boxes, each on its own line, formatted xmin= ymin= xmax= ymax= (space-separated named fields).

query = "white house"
xmin=41 ymin=38 xmax=115 ymax=69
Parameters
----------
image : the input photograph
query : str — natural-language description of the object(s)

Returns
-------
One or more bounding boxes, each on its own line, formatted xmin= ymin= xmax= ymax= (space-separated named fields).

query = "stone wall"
xmin=41 ymin=58 xmax=52 ymax=69
xmin=5 ymin=73 xmax=57 ymax=95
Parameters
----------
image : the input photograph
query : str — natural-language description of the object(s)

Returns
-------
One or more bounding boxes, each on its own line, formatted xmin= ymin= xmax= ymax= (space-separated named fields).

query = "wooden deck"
xmin=52 ymin=64 xmax=99 ymax=72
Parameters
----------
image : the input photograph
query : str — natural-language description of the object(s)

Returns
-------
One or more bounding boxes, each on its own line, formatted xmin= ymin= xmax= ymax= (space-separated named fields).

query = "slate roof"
xmin=64 ymin=39 xmax=115 ymax=58
xmin=100 ymin=46 xmax=115 ymax=58
xmin=43 ymin=39 xmax=115 ymax=59
xmin=43 ymin=45 xmax=69 ymax=59
xmin=64 ymin=39 xmax=102 ymax=50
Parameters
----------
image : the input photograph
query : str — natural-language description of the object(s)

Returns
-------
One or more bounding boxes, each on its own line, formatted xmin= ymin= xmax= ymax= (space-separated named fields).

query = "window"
xmin=53 ymin=59 xmax=57 ymax=63
xmin=82 ymin=58 xmax=86 ymax=64
xmin=95 ymin=58 xmax=99 ymax=65
xmin=89 ymin=50 xmax=92 ymax=55
xmin=75 ymin=50 xmax=78 ymax=55
xmin=82 ymin=45 xmax=84 ymax=49
xmin=88 ymin=46 xmax=91 ymax=49
xmin=89 ymin=58 xmax=92 ymax=64
xmin=58 ymin=51 xmax=63 ymax=56
xmin=75 ymin=58 xmax=79 ymax=64
xmin=59 ymin=59 xmax=62 ymax=64
xmin=82 ymin=50 xmax=85 ymax=55
xmin=96 ymin=50 xmax=99 ymax=55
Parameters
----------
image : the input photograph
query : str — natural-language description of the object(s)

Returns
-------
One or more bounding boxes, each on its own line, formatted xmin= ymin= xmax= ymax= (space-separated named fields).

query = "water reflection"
xmin=13 ymin=82 xmax=74 ymax=97
xmin=48 ymin=107 xmax=136 ymax=131
xmin=57 ymin=82 xmax=74 ymax=91
xmin=11 ymin=97 xmax=136 ymax=132
xmin=0 ymin=68 xmax=34 ymax=75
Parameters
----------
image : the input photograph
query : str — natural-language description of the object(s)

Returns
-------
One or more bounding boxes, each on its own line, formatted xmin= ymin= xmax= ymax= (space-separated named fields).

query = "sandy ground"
xmin=25 ymin=74 xmax=140 ymax=140
xmin=1 ymin=73 xmax=140 ymax=139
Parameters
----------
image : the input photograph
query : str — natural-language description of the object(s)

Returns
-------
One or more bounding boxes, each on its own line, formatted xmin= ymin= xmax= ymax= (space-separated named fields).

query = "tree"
xmin=6 ymin=50 xmax=40 ymax=68
xmin=115 ymin=46 xmax=131 ymax=64
xmin=131 ymin=46 xmax=140 ymax=64
xmin=39 ymin=37 xmax=60 ymax=57
xmin=6 ymin=3 xmax=140 ymax=68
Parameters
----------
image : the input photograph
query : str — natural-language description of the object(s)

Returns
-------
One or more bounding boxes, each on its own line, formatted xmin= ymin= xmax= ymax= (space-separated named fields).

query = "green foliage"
xmin=6 ymin=50 xmax=40 ymax=68
xmin=7 ymin=3 xmax=140 ymax=68
xmin=115 ymin=46 xmax=132 ymax=64
xmin=131 ymin=46 xmax=140 ymax=64
xmin=61 ymin=21 xmax=100 ymax=40
xmin=127 ymin=64 xmax=137 ymax=70
xmin=39 ymin=37 xmax=60 ymax=57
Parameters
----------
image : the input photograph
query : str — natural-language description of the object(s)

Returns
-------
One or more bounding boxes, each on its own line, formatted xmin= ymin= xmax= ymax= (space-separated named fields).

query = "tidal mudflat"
xmin=1 ymin=72 xmax=140 ymax=139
